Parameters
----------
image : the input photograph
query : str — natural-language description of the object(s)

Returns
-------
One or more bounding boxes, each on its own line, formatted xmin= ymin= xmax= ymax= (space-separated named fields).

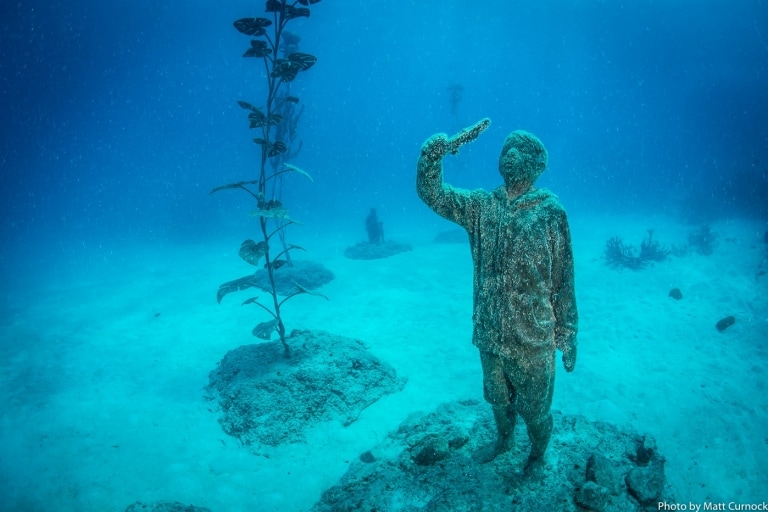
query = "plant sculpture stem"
xmin=213 ymin=1 xmax=323 ymax=359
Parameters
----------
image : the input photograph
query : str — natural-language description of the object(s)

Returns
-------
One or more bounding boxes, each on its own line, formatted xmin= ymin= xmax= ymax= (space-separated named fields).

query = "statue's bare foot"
xmin=523 ymin=452 xmax=545 ymax=475
xmin=472 ymin=437 xmax=512 ymax=464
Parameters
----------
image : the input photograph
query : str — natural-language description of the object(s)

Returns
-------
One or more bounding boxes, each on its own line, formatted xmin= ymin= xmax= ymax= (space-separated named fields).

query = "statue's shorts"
xmin=480 ymin=350 xmax=555 ymax=424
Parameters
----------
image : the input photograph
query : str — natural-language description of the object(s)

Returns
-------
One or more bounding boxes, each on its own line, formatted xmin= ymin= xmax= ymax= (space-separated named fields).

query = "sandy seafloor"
xmin=1 ymin=213 xmax=766 ymax=512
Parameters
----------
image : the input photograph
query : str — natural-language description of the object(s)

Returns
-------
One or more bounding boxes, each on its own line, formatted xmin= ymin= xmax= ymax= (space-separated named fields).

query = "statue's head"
xmin=498 ymin=130 xmax=548 ymax=192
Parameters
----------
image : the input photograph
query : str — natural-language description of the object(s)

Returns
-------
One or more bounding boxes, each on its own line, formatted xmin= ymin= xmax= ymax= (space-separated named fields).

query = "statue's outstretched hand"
xmin=447 ymin=118 xmax=491 ymax=155
xmin=420 ymin=118 xmax=491 ymax=163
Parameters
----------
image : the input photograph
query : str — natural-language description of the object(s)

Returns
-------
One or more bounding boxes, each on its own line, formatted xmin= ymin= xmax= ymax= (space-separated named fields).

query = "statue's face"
xmin=498 ymin=145 xmax=520 ymax=182
xmin=497 ymin=131 xmax=548 ymax=190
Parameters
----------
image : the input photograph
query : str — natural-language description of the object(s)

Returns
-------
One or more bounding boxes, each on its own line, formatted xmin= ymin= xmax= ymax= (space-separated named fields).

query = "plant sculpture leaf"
xmin=237 ymin=100 xmax=257 ymax=110
xmin=239 ymin=239 xmax=269 ymax=266
xmin=244 ymin=39 xmax=272 ymax=58
xmin=210 ymin=179 xmax=259 ymax=195
xmin=284 ymin=6 xmax=310 ymax=20
xmin=251 ymin=206 xmax=290 ymax=219
xmin=294 ymin=281 xmax=329 ymax=300
xmin=266 ymin=259 xmax=289 ymax=271
xmin=283 ymin=163 xmax=313 ymax=182
xmin=271 ymin=59 xmax=301 ymax=82
xmin=288 ymin=52 xmax=317 ymax=71
xmin=268 ymin=140 xmax=287 ymax=156
xmin=233 ymin=17 xmax=272 ymax=36
xmin=272 ymin=244 xmax=306 ymax=262
xmin=252 ymin=319 xmax=278 ymax=340
xmin=252 ymin=138 xmax=288 ymax=157
xmin=248 ymin=109 xmax=267 ymax=128
xmin=217 ymin=275 xmax=260 ymax=303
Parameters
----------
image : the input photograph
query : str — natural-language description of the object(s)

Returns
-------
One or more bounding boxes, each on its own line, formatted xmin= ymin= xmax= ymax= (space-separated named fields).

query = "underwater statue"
xmin=279 ymin=30 xmax=301 ymax=56
xmin=344 ymin=208 xmax=410 ymax=260
xmin=416 ymin=119 xmax=578 ymax=471
xmin=365 ymin=208 xmax=385 ymax=244
xmin=447 ymin=83 xmax=464 ymax=116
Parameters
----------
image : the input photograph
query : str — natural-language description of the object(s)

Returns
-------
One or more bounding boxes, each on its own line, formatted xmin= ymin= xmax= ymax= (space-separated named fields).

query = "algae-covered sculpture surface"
xmin=416 ymin=119 xmax=578 ymax=471
xmin=210 ymin=0 xmax=327 ymax=358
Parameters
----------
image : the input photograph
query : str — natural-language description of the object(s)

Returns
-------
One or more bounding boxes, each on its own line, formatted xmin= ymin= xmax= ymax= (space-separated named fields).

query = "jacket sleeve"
xmin=416 ymin=137 xmax=478 ymax=228
xmin=551 ymin=209 xmax=578 ymax=356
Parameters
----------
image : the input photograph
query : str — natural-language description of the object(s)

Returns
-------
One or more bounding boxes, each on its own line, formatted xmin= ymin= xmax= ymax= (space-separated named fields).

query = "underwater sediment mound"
xmin=250 ymin=259 xmax=334 ymax=295
xmin=344 ymin=240 xmax=413 ymax=260
xmin=124 ymin=501 xmax=211 ymax=512
xmin=312 ymin=400 xmax=671 ymax=512
xmin=205 ymin=330 xmax=406 ymax=450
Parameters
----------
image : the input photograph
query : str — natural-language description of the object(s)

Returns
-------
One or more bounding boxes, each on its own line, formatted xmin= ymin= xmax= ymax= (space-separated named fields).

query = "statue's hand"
xmin=447 ymin=117 xmax=491 ymax=154
xmin=420 ymin=133 xmax=450 ymax=162
xmin=562 ymin=346 xmax=577 ymax=373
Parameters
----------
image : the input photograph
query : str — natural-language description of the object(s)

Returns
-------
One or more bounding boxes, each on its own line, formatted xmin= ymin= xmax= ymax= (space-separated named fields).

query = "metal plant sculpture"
xmin=211 ymin=0 xmax=323 ymax=358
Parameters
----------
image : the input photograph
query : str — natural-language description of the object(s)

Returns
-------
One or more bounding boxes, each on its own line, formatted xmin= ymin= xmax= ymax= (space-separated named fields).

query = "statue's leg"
xmin=514 ymin=357 xmax=555 ymax=470
xmin=474 ymin=351 xmax=516 ymax=463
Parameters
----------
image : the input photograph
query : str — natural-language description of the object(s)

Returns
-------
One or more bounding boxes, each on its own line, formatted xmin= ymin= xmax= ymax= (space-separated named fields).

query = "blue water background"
xmin=1 ymin=0 xmax=767 ymax=287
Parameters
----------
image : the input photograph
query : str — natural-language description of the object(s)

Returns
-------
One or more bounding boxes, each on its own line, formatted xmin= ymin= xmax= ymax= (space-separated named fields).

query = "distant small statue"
xmin=365 ymin=208 xmax=384 ymax=244
xmin=279 ymin=30 xmax=301 ymax=56
xmin=345 ymin=208 xmax=411 ymax=260
xmin=447 ymin=83 xmax=464 ymax=116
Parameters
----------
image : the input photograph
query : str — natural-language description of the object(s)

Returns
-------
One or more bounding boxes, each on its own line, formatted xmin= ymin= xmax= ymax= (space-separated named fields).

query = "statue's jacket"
xmin=417 ymin=155 xmax=578 ymax=367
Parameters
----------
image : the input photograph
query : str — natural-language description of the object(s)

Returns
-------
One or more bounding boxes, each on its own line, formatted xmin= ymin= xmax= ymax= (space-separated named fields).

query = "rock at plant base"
xmin=311 ymin=401 xmax=673 ymax=511
xmin=343 ymin=240 xmax=413 ymax=260
xmin=251 ymin=259 xmax=334 ymax=295
xmin=124 ymin=501 xmax=211 ymax=512
xmin=574 ymin=481 xmax=610 ymax=511
xmin=205 ymin=329 xmax=406 ymax=450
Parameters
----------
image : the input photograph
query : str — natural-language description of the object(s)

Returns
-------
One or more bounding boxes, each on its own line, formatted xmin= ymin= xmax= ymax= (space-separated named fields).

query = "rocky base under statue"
xmin=312 ymin=400 xmax=671 ymax=512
